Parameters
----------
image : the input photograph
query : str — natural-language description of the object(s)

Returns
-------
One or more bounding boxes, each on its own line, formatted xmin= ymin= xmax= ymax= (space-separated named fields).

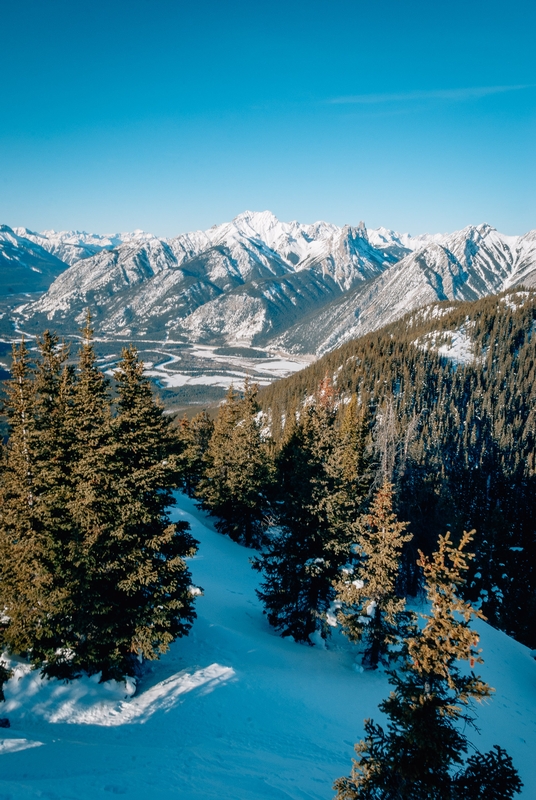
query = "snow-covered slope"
xmin=19 ymin=211 xmax=402 ymax=340
xmin=1 ymin=493 xmax=535 ymax=799
xmin=6 ymin=213 xmax=536 ymax=357
xmin=0 ymin=225 xmax=68 ymax=295
xmin=12 ymin=227 xmax=157 ymax=266
xmin=271 ymin=223 xmax=536 ymax=354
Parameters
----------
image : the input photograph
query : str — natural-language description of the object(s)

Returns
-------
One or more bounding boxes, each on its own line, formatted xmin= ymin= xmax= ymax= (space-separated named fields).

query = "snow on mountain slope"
xmin=7 ymin=213 xmax=536 ymax=358
xmin=20 ymin=212 xmax=396 ymax=341
xmin=0 ymin=225 xmax=69 ymax=295
xmin=1 ymin=492 xmax=535 ymax=799
xmin=271 ymin=224 xmax=536 ymax=355
xmin=12 ymin=227 xmax=157 ymax=266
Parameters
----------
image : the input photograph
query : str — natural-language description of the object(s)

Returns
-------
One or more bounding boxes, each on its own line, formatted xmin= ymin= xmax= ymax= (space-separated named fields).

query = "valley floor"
xmin=1 ymin=495 xmax=535 ymax=799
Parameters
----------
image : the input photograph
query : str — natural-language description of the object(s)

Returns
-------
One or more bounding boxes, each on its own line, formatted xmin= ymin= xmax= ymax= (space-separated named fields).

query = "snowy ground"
xmin=1 ymin=494 xmax=535 ymax=799
xmin=142 ymin=345 xmax=312 ymax=390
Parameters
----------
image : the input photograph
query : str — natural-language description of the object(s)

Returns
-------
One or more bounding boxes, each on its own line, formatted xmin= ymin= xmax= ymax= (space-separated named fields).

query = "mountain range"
xmin=2 ymin=211 xmax=536 ymax=358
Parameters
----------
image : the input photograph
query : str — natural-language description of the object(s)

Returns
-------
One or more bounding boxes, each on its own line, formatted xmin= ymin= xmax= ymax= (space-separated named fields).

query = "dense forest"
xmin=255 ymin=288 xmax=536 ymax=648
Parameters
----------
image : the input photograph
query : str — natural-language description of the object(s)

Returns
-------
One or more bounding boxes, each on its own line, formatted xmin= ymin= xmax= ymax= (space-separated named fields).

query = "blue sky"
xmin=0 ymin=0 xmax=535 ymax=236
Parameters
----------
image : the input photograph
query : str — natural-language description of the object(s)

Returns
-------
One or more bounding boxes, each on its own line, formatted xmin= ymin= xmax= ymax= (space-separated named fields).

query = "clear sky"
xmin=1 ymin=0 xmax=535 ymax=237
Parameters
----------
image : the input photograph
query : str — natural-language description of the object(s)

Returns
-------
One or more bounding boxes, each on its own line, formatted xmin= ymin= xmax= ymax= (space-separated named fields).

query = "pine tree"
xmin=333 ymin=530 xmax=522 ymax=799
xmin=326 ymin=396 xmax=373 ymax=550
xmin=26 ymin=331 xmax=80 ymax=674
xmin=254 ymin=386 xmax=354 ymax=642
xmin=196 ymin=383 xmax=242 ymax=528
xmin=0 ymin=339 xmax=45 ymax=657
xmin=89 ymin=344 xmax=198 ymax=677
xmin=0 ymin=321 xmax=200 ymax=682
xmin=334 ymin=482 xmax=413 ymax=668
xmin=57 ymin=312 xmax=118 ymax=676
xmin=177 ymin=411 xmax=214 ymax=496
xmin=66 ymin=339 xmax=198 ymax=679
xmin=0 ymin=334 xmax=83 ymax=676
xmin=198 ymin=380 xmax=274 ymax=547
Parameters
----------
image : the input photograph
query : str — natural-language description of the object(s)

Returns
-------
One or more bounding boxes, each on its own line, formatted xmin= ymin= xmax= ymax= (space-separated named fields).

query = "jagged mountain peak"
xmin=6 ymin=212 xmax=536 ymax=361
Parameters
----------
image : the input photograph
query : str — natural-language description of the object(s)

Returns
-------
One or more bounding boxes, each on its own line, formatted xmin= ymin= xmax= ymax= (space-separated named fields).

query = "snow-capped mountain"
xmin=11 ymin=227 xmax=157 ymax=267
xmin=5 ymin=212 xmax=536 ymax=357
xmin=271 ymin=223 xmax=536 ymax=354
xmin=0 ymin=225 xmax=68 ymax=295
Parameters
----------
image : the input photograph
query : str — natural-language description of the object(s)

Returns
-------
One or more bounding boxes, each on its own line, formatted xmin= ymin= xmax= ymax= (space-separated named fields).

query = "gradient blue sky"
xmin=1 ymin=0 xmax=535 ymax=237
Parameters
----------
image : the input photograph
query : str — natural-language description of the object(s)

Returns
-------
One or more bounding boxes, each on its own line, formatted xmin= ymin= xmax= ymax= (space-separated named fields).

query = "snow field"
xmin=0 ymin=493 xmax=535 ymax=799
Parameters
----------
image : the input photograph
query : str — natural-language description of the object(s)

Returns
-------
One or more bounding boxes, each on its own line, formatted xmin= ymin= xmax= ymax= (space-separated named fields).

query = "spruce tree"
xmin=334 ymin=530 xmax=522 ymax=799
xmin=325 ymin=395 xmax=373 ymax=551
xmin=177 ymin=410 xmax=214 ymax=497
xmin=70 ymin=341 xmax=198 ymax=679
xmin=87 ymin=344 xmax=199 ymax=677
xmin=254 ymin=385 xmax=356 ymax=642
xmin=0 ymin=334 xmax=83 ymax=676
xmin=0 ymin=339 xmax=45 ymax=657
xmin=198 ymin=380 xmax=274 ymax=547
xmin=196 ymin=383 xmax=242 ymax=527
xmin=334 ymin=482 xmax=413 ymax=668
xmin=1 ymin=321 xmax=200 ymax=682
xmin=59 ymin=312 xmax=118 ymax=676
xmin=26 ymin=331 xmax=80 ymax=674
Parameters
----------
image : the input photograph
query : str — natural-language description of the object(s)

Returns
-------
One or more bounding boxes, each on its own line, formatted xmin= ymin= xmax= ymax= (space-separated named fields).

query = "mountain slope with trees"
xmin=258 ymin=288 xmax=536 ymax=647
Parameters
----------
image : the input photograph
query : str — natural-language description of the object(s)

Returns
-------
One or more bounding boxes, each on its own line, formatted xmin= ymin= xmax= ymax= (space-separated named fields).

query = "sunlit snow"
xmin=0 ymin=494 xmax=535 ymax=799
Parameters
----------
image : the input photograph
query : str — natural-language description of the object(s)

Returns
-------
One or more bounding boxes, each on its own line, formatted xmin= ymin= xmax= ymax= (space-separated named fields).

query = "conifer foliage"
xmin=259 ymin=289 xmax=536 ymax=646
xmin=0 ymin=322 xmax=198 ymax=681
xmin=254 ymin=384 xmax=372 ymax=643
xmin=333 ymin=530 xmax=522 ymax=799
xmin=176 ymin=410 xmax=214 ymax=497
xmin=335 ymin=482 xmax=413 ymax=668
xmin=197 ymin=379 xmax=274 ymax=548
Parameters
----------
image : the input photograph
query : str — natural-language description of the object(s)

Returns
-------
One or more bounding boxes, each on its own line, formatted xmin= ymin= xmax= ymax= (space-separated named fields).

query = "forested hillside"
xmin=258 ymin=288 xmax=536 ymax=647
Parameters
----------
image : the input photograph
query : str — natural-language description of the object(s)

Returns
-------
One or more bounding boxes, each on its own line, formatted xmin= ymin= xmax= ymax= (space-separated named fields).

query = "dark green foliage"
xmin=176 ymin=410 xmax=214 ymax=497
xmin=70 ymin=344 xmax=198 ymax=679
xmin=453 ymin=745 xmax=523 ymax=799
xmin=0 ymin=339 xmax=44 ymax=657
xmin=335 ymin=483 xmax=413 ymax=668
xmin=254 ymin=383 xmax=372 ymax=643
xmin=259 ymin=289 xmax=536 ymax=646
xmin=197 ymin=380 xmax=274 ymax=548
xmin=0 ymin=319 xmax=198 ymax=682
xmin=0 ymin=333 xmax=80 ymax=669
xmin=333 ymin=531 xmax=522 ymax=800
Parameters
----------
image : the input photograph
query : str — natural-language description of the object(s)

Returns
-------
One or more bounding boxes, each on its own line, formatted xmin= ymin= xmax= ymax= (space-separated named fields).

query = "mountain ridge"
xmin=3 ymin=212 xmax=536 ymax=360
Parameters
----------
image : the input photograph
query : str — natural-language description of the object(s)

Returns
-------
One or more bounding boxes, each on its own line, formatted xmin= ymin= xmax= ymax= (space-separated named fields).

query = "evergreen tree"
xmin=88 ymin=345 xmax=198 ymax=677
xmin=196 ymin=383 xmax=242 ymax=529
xmin=0 ymin=334 xmax=83 ymax=676
xmin=254 ymin=385 xmax=360 ymax=642
xmin=0 ymin=321 xmax=200 ymax=682
xmin=334 ymin=530 xmax=522 ymax=799
xmin=334 ymin=482 xmax=413 ymax=668
xmin=26 ymin=331 xmax=80 ymax=674
xmin=176 ymin=411 xmax=214 ymax=496
xmin=326 ymin=395 xmax=373 ymax=549
xmin=67 ymin=339 xmax=198 ymax=679
xmin=198 ymin=380 xmax=274 ymax=547
xmin=58 ymin=312 xmax=118 ymax=676
xmin=0 ymin=339 xmax=45 ymax=657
